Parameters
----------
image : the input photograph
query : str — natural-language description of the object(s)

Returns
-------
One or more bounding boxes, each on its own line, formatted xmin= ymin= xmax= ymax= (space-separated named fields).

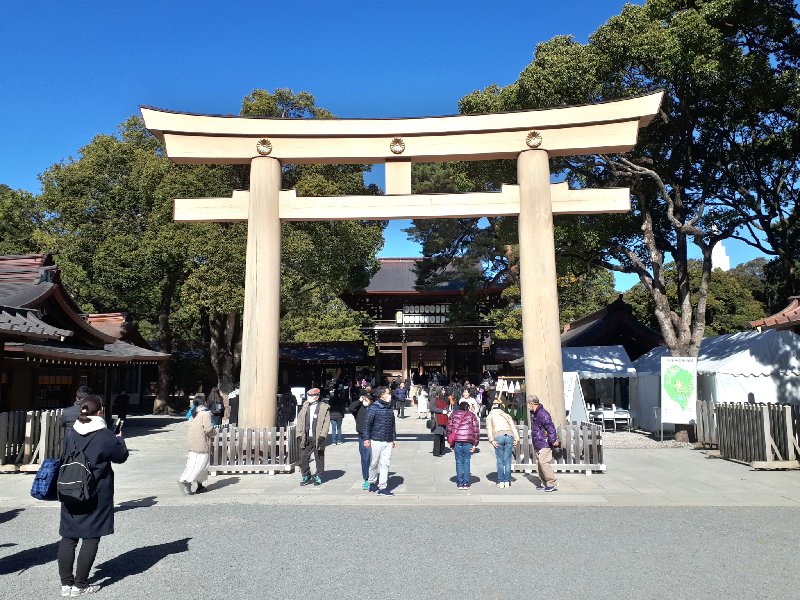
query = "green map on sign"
xmin=663 ymin=365 xmax=694 ymax=410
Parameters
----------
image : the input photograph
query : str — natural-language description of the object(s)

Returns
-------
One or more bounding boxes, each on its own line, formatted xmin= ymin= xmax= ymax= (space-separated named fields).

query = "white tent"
xmin=631 ymin=330 xmax=800 ymax=432
xmin=510 ymin=345 xmax=637 ymax=378
xmin=511 ymin=345 xmax=637 ymax=410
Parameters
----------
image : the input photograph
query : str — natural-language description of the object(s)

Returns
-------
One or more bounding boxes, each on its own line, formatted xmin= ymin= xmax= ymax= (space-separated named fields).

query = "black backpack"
xmin=57 ymin=433 xmax=98 ymax=505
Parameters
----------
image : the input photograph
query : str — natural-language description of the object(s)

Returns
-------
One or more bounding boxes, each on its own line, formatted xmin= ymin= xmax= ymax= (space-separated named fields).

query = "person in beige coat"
xmin=485 ymin=398 xmax=520 ymax=488
xmin=178 ymin=394 xmax=215 ymax=494
xmin=295 ymin=388 xmax=331 ymax=486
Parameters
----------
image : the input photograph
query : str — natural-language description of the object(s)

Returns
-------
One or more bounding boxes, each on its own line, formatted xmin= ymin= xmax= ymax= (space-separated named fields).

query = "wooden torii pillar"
xmin=142 ymin=91 xmax=663 ymax=428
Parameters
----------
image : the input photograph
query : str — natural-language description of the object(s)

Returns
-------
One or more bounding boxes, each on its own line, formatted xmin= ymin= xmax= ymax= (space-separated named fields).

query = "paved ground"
xmin=2 ymin=414 xmax=800 ymax=598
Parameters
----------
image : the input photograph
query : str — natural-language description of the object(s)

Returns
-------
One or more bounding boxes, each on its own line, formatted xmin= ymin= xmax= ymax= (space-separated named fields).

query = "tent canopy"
xmin=511 ymin=345 xmax=637 ymax=379
xmin=633 ymin=330 xmax=800 ymax=377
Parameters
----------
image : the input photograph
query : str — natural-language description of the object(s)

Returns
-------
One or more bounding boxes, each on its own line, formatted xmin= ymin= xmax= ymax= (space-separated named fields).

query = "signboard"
xmin=290 ymin=387 xmax=306 ymax=406
xmin=660 ymin=357 xmax=698 ymax=424
xmin=396 ymin=304 xmax=450 ymax=326
xmin=563 ymin=371 xmax=588 ymax=424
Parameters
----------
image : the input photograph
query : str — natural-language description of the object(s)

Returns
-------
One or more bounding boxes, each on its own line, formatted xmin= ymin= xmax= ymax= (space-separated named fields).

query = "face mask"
xmin=362 ymin=399 xmax=370 ymax=406
xmin=308 ymin=396 xmax=319 ymax=403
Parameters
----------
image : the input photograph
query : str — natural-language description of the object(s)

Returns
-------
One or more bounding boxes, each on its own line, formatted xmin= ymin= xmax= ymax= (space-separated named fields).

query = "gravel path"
xmin=601 ymin=429 xmax=692 ymax=449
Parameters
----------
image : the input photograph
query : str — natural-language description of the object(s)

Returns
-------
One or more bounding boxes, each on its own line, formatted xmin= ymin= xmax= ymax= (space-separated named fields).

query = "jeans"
xmin=58 ymin=537 xmax=100 ymax=588
xmin=359 ymin=434 xmax=372 ymax=481
xmin=494 ymin=434 xmax=513 ymax=483
xmin=454 ymin=441 xmax=472 ymax=486
xmin=330 ymin=418 xmax=343 ymax=444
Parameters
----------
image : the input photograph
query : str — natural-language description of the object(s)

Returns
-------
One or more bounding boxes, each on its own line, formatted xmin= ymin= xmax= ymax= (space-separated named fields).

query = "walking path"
xmin=2 ymin=413 xmax=800 ymax=508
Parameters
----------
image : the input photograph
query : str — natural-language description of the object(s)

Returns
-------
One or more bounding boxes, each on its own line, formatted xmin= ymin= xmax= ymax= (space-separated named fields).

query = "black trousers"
xmin=432 ymin=432 xmax=446 ymax=457
xmin=300 ymin=441 xmax=325 ymax=477
xmin=58 ymin=536 xmax=100 ymax=588
xmin=397 ymin=401 xmax=405 ymax=418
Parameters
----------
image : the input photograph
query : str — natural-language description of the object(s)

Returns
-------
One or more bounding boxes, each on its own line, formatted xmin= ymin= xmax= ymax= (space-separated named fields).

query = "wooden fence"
xmin=715 ymin=403 xmax=800 ymax=470
xmin=513 ymin=422 xmax=605 ymax=474
xmin=695 ymin=400 xmax=718 ymax=447
xmin=208 ymin=425 xmax=299 ymax=475
xmin=0 ymin=410 xmax=64 ymax=472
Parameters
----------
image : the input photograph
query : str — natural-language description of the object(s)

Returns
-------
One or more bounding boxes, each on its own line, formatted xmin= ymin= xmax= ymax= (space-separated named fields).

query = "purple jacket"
xmin=446 ymin=409 xmax=479 ymax=446
xmin=530 ymin=405 xmax=558 ymax=451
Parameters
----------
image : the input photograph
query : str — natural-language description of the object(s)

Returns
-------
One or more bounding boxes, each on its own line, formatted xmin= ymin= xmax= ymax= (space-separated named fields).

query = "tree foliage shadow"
xmin=0 ymin=541 xmax=58 ymax=576
xmin=115 ymin=496 xmax=157 ymax=512
xmin=0 ymin=508 xmax=24 ymax=525
xmin=93 ymin=538 xmax=191 ymax=587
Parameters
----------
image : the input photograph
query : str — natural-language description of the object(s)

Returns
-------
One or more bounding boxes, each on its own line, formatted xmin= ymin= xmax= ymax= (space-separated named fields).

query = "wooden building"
xmin=751 ymin=297 xmax=800 ymax=334
xmin=341 ymin=258 xmax=503 ymax=384
xmin=0 ymin=255 xmax=168 ymax=412
xmin=492 ymin=296 xmax=663 ymax=365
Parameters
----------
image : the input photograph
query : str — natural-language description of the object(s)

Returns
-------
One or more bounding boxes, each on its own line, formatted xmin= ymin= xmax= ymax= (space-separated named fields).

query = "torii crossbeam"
xmin=142 ymin=91 xmax=663 ymax=428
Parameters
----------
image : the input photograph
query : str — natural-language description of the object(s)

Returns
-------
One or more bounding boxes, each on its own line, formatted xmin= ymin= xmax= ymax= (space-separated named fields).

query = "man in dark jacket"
xmin=60 ymin=386 xmax=94 ymax=431
xmin=348 ymin=392 xmax=373 ymax=489
xmin=392 ymin=381 xmax=408 ymax=418
xmin=363 ymin=387 xmax=397 ymax=496
xmin=528 ymin=394 xmax=559 ymax=492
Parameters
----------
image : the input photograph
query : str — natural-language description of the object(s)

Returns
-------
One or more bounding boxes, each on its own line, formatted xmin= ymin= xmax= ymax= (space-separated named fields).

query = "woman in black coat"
xmin=58 ymin=394 xmax=129 ymax=596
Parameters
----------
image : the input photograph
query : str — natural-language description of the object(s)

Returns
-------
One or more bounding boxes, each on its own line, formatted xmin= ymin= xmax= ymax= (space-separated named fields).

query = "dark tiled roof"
xmin=361 ymin=258 xmax=463 ymax=293
xmin=280 ymin=341 xmax=366 ymax=364
xmin=751 ymin=297 xmax=800 ymax=331
xmin=0 ymin=306 xmax=72 ymax=341
xmin=15 ymin=339 xmax=169 ymax=365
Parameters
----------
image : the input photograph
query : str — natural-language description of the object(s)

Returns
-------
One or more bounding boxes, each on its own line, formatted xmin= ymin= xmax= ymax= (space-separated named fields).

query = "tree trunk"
xmin=209 ymin=310 xmax=242 ymax=394
xmin=152 ymin=273 xmax=178 ymax=415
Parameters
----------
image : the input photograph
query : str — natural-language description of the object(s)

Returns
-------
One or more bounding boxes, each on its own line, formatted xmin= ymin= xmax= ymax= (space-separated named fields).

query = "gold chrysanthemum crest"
xmin=525 ymin=131 xmax=543 ymax=148
xmin=256 ymin=138 xmax=273 ymax=155
xmin=389 ymin=137 xmax=406 ymax=155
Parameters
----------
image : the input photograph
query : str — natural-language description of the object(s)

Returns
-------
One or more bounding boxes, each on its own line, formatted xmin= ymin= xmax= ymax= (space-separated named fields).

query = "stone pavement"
xmin=3 ymin=412 xmax=800 ymax=509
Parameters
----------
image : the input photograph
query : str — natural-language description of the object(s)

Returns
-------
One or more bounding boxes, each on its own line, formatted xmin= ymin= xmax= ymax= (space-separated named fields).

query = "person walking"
xmin=416 ymin=386 xmax=429 ymax=419
xmin=364 ymin=386 xmax=397 ymax=497
xmin=57 ymin=394 xmax=128 ymax=597
xmin=60 ymin=386 xmax=94 ymax=432
xmin=393 ymin=381 xmax=408 ymax=418
xmin=113 ymin=390 xmax=129 ymax=422
xmin=446 ymin=401 xmax=480 ymax=489
xmin=178 ymin=394 xmax=215 ymax=494
xmin=207 ymin=387 xmax=225 ymax=427
xmin=328 ymin=389 xmax=346 ymax=445
xmin=429 ymin=387 xmax=449 ymax=457
xmin=348 ymin=391 xmax=373 ymax=490
xmin=296 ymin=388 xmax=330 ymax=486
xmin=486 ymin=398 xmax=519 ymax=488
xmin=528 ymin=395 xmax=559 ymax=492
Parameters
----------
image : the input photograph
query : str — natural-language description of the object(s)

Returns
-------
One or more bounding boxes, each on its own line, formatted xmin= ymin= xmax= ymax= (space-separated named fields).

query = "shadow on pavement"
xmin=0 ymin=543 xmax=16 ymax=549
xmin=322 ymin=470 xmax=345 ymax=483
xmin=0 ymin=541 xmax=58 ymax=575
xmin=387 ymin=475 xmax=405 ymax=490
xmin=204 ymin=477 xmax=240 ymax=492
xmin=448 ymin=475 xmax=482 ymax=485
xmin=121 ymin=416 xmax=184 ymax=439
xmin=0 ymin=508 xmax=24 ymax=525
xmin=93 ymin=538 xmax=191 ymax=587
xmin=116 ymin=496 xmax=158 ymax=512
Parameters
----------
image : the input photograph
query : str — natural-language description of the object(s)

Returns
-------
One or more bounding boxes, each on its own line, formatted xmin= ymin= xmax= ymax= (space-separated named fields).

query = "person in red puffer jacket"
xmin=446 ymin=401 xmax=480 ymax=489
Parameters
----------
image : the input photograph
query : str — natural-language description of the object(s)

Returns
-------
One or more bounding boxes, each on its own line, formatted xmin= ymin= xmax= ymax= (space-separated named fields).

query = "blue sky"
xmin=0 ymin=1 xmax=760 ymax=289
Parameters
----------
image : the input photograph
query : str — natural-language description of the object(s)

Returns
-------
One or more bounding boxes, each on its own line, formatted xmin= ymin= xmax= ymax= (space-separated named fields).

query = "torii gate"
xmin=141 ymin=91 xmax=662 ymax=429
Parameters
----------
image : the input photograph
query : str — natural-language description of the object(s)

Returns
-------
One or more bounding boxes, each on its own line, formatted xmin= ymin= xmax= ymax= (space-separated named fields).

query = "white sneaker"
xmin=71 ymin=585 xmax=101 ymax=596
xmin=496 ymin=482 xmax=503 ymax=488
xmin=61 ymin=586 xmax=72 ymax=597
